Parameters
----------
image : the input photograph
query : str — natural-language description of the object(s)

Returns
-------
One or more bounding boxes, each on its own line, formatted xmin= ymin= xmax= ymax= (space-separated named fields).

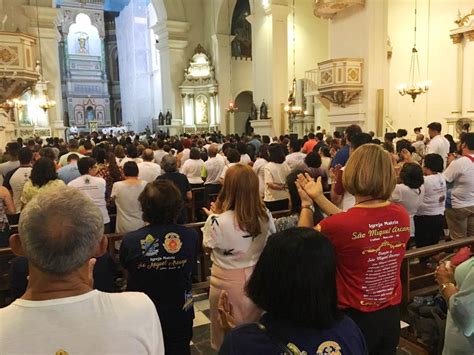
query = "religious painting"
xmin=18 ymin=91 xmax=33 ymax=126
xmin=195 ymin=95 xmax=209 ymax=124
xmin=231 ymin=0 xmax=252 ymax=59
xmin=75 ymin=32 xmax=90 ymax=55
xmin=75 ymin=105 xmax=85 ymax=125
xmin=86 ymin=106 xmax=95 ymax=121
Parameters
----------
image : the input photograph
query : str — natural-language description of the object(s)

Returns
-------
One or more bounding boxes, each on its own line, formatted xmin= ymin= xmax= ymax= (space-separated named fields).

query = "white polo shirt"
xmin=426 ymin=135 xmax=450 ymax=168
xmin=444 ymin=155 xmax=474 ymax=208
xmin=9 ymin=166 xmax=32 ymax=212
xmin=138 ymin=161 xmax=161 ymax=183
xmin=0 ymin=290 xmax=164 ymax=354
xmin=180 ymin=158 xmax=204 ymax=185
xmin=68 ymin=175 xmax=110 ymax=224
xmin=203 ymin=157 xmax=225 ymax=185
xmin=416 ymin=174 xmax=446 ymax=216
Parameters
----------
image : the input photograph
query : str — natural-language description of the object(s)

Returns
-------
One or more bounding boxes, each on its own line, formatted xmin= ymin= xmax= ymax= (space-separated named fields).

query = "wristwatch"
xmin=440 ymin=282 xmax=456 ymax=292
xmin=301 ymin=205 xmax=315 ymax=213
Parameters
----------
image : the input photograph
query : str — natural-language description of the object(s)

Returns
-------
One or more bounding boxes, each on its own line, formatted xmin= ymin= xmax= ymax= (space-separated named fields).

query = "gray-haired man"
xmin=0 ymin=187 xmax=164 ymax=354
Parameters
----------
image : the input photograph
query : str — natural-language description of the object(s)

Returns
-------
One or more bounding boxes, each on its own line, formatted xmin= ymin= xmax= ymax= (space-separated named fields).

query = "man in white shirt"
xmin=202 ymin=144 xmax=225 ymax=198
xmin=8 ymin=147 xmax=33 ymax=213
xmin=444 ymin=133 xmax=474 ymax=239
xmin=58 ymin=139 xmax=85 ymax=167
xmin=154 ymin=140 xmax=168 ymax=165
xmin=68 ymin=157 xmax=110 ymax=232
xmin=0 ymin=142 xmax=21 ymax=181
xmin=285 ymin=139 xmax=306 ymax=170
xmin=1 ymin=187 xmax=164 ymax=354
xmin=139 ymin=148 xmax=161 ymax=182
xmin=426 ymin=122 xmax=450 ymax=168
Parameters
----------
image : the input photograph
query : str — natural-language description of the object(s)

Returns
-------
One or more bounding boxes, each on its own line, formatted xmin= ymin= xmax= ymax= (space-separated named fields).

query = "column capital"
xmin=450 ymin=33 xmax=463 ymax=44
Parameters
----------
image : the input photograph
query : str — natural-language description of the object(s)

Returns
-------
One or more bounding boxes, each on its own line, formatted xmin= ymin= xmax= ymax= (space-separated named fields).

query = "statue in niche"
xmin=86 ymin=106 xmax=95 ymax=121
xmin=250 ymin=102 xmax=257 ymax=120
xmin=196 ymin=95 xmax=209 ymax=124
xmin=77 ymin=33 xmax=89 ymax=54
xmin=158 ymin=112 xmax=164 ymax=125
xmin=260 ymin=100 xmax=268 ymax=120
xmin=165 ymin=111 xmax=172 ymax=125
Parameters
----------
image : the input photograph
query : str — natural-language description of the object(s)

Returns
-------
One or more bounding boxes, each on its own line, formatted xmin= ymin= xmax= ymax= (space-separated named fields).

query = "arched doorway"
xmin=233 ymin=91 xmax=253 ymax=135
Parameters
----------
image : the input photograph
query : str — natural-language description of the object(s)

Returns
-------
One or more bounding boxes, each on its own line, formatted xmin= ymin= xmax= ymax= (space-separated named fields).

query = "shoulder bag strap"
xmin=256 ymin=322 xmax=294 ymax=355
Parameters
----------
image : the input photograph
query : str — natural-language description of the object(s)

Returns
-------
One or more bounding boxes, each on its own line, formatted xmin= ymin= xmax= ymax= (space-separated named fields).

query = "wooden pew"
xmin=400 ymin=236 xmax=474 ymax=319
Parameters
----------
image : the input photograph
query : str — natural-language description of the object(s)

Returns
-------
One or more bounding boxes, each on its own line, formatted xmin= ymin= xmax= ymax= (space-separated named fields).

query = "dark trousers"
xmin=344 ymin=305 xmax=400 ymax=355
xmin=204 ymin=183 xmax=221 ymax=206
xmin=414 ymin=215 xmax=444 ymax=248
xmin=162 ymin=320 xmax=193 ymax=355
xmin=264 ymin=199 xmax=289 ymax=212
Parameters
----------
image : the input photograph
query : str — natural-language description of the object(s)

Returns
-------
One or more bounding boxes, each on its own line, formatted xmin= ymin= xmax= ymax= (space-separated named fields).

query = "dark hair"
xmin=287 ymin=169 xmax=306 ymax=214
xmin=139 ymin=180 xmax=183 ymax=225
xmin=289 ymin=139 xmax=302 ymax=152
xmin=461 ymin=132 xmax=474 ymax=150
xmin=399 ymin=163 xmax=424 ymax=190
xmin=92 ymin=147 xmax=106 ymax=164
xmin=319 ymin=146 xmax=331 ymax=158
xmin=268 ymin=144 xmax=285 ymax=164
xmin=18 ymin=147 xmax=33 ymax=165
xmin=67 ymin=153 xmax=79 ymax=162
xmin=414 ymin=127 xmax=422 ymax=133
xmin=189 ymin=147 xmax=201 ymax=160
xmin=246 ymin=227 xmax=341 ymax=328
xmin=345 ymin=124 xmax=362 ymax=142
xmin=351 ymin=133 xmax=372 ymax=150
xmin=304 ymin=151 xmax=322 ymax=168
xmin=237 ymin=142 xmax=247 ymax=155
xmin=396 ymin=139 xmax=415 ymax=154
xmin=106 ymin=152 xmax=122 ymax=182
xmin=262 ymin=135 xmax=270 ymax=144
xmin=68 ymin=139 xmax=79 ymax=150
xmin=384 ymin=132 xmax=397 ymax=142
xmin=396 ymin=129 xmax=408 ymax=138
xmin=77 ymin=157 xmax=97 ymax=175
xmin=30 ymin=158 xmax=58 ymax=187
xmin=226 ymin=148 xmax=240 ymax=164
xmin=308 ymin=133 xmax=315 ymax=140
xmin=444 ymin=134 xmax=457 ymax=154
xmin=126 ymin=144 xmax=138 ymax=158
xmin=123 ymin=161 xmax=139 ymax=177
xmin=424 ymin=153 xmax=444 ymax=173
xmin=333 ymin=131 xmax=342 ymax=139
xmin=258 ymin=144 xmax=270 ymax=160
xmin=427 ymin=122 xmax=442 ymax=132
xmin=39 ymin=147 xmax=56 ymax=161
xmin=83 ymin=140 xmax=93 ymax=150
xmin=315 ymin=132 xmax=324 ymax=141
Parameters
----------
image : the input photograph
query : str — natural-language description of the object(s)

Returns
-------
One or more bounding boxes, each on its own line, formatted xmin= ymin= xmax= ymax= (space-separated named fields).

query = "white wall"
xmin=387 ymin=0 xmax=472 ymax=134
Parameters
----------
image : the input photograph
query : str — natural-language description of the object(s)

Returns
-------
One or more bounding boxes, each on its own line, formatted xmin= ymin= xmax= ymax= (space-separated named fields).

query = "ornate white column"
xmin=462 ymin=30 xmax=474 ymax=117
xmin=212 ymin=33 xmax=233 ymax=134
xmin=153 ymin=20 xmax=190 ymax=126
xmin=23 ymin=4 xmax=65 ymax=137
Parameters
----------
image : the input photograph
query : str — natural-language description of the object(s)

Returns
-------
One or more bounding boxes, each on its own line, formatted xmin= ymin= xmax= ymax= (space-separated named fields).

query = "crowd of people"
xmin=0 ymin=122 xmax=472 ymax=354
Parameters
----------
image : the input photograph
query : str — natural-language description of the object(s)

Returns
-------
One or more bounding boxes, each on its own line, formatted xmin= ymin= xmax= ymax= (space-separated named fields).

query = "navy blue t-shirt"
xmin=219 ymin=313 xmax=367 ymax=355
xmin=331 ymin=144 xmax=350 ymax=168
xmin=119 ymin=224 xmax=198 ymax=328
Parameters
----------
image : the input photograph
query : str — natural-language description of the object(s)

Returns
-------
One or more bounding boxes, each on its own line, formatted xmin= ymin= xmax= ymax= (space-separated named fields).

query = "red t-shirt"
xmin=319 ymin=202 xmax=410 ymax=312
xmin=302 ymin=139 xmax=317 ymax=153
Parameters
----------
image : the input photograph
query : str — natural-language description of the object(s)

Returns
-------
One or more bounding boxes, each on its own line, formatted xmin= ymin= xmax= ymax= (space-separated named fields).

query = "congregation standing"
xmin=0 ymin=123 xmax=472 ymax=355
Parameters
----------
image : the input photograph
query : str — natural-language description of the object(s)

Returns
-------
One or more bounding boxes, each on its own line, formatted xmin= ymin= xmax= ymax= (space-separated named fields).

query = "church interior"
xmin=0 ymin=0 xmax=474 ymax=354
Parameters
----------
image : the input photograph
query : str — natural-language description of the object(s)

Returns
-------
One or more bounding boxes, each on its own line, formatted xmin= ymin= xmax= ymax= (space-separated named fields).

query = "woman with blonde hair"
xmin=203 ymin=164 xmax=275 ymax=350
xmin=298 ymin=144 xmax=410 ymax=355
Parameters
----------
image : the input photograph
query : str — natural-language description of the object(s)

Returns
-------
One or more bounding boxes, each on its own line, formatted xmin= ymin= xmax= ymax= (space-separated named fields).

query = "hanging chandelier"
xmin=285 ymin=0 xmax=302 ymax=126
xmin=398 ymin=0 xmax=430 ymax=102
xmin=225 ymin=0 xmax=238 ymax=114
xmin=32 ymin=0 xmax=56 ymax=113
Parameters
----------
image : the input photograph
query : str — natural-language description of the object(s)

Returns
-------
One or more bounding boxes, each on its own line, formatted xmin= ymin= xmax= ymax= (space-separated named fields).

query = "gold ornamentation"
xmin=450 ymin=33 xmax=463 ymax=44
xmin=454 ymin=9 xmax=474 ymax=28
xmin=362 ymin=241 xmax=406 ymax=255
xmin=465 ymin=30 xmax=474 ymax=41
xmin=0 ymin=47 xmax=18 ymax=64
xmin=317 ymin=341 xmax=342 ymax=355
xmin=347 ymin=68 xmax=360 ymax=82
xmin=163 ymin=233 xmax=182 ymax=254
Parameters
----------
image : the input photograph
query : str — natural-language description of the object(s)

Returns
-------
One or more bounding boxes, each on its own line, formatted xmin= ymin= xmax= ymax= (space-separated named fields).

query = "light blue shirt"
xmin=58 ymin=163 xmax=81 ymax=185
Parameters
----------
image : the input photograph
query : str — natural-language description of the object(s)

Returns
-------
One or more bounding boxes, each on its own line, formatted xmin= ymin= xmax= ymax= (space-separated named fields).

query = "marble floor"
xmin=191 ymin=298 xmax=216 ymax=355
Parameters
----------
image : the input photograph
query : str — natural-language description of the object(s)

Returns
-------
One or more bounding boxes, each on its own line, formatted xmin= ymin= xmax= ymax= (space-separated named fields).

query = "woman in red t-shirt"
xmin=298 ymin=144 xmax=410 ymax=355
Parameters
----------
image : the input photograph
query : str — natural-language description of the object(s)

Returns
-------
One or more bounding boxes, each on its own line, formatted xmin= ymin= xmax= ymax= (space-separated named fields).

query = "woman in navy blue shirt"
xmin=120 ymin=180 xmax=198 ymax=355
xmin=219 ymin=227 xmax=367 ymax=355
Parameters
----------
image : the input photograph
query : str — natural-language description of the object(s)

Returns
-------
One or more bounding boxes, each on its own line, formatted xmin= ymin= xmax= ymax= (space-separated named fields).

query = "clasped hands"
xmin=295 ymin=173 xmax=324 ymax=206
xmin=435 ymin=261 xmax=456 ymax=285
